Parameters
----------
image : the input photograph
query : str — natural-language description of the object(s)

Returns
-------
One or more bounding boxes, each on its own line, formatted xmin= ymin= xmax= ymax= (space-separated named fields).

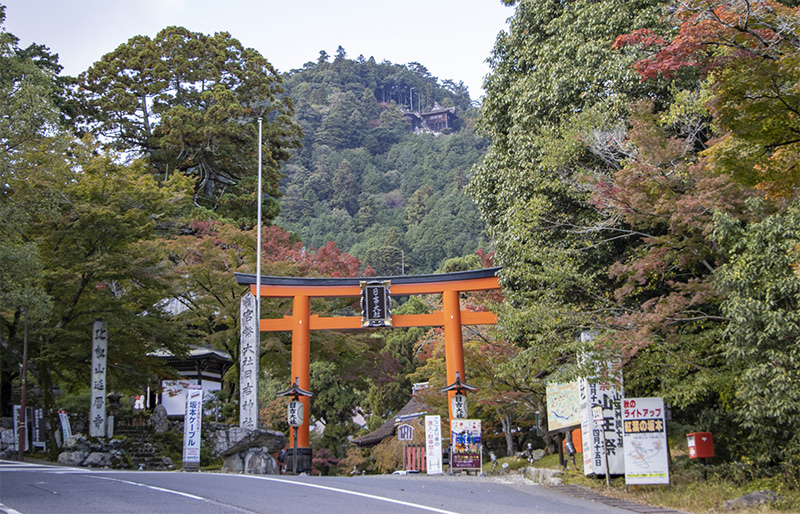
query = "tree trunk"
xmin=499 ymin=410 xmax=515 ymax=457
xmin=37 ymin=362 xmax=61 ymax=460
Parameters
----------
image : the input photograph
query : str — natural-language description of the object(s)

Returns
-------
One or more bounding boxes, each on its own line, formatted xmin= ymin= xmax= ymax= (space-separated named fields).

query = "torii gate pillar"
xmin=292 ymin=295 xmax=311 ymax=448
xmin=442 ymin=289 xmax=465 ymax=409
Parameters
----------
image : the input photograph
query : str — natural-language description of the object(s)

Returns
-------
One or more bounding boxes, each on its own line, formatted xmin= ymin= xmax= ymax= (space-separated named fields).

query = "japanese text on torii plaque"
xmin=360 ymin=280 xmax=392 ymax=327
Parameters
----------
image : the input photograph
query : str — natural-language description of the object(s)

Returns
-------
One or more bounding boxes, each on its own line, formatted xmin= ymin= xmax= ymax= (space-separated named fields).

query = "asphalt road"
xmin=0 ymin=460 xmax=635 ymax=514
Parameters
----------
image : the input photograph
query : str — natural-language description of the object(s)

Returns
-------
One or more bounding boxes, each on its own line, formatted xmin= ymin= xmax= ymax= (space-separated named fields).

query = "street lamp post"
xmin=441 ymin=371 xmax=478 ymax=419
xmin=256 ymin=116 xmax=262 ymax=357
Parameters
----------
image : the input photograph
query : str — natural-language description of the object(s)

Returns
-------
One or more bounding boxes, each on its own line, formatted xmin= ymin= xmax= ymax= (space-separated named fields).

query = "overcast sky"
xmin=2 ymin=0 xmax=513 ymax=99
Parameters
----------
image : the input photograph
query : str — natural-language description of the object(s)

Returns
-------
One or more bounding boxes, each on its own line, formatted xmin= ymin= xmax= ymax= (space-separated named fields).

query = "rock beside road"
xmin=722 ymin=490 xmax=781 ymax=511
xmin=57 ymin=435 xmax=128 ymax=468
xmin=211 ymin=427 xmax=285 ymax=475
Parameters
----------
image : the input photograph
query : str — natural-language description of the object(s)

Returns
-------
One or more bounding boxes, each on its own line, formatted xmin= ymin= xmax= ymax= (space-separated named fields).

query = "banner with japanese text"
xmin=59 ymin=410 xmax=72 ymax=446
xmin=182 ymin=386 xmax=203 ymax=470
xmin=425 ymin=415 xmax=443 ymax=475
xmin=623 ymin=397 xmax=670 ymax=485
xmin=579 ymin=363 xmax=625 ymax=476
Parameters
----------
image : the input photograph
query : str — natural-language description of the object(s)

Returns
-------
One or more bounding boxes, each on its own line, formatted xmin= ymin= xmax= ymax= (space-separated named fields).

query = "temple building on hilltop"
xmin=402 ymin=103 xmax=458 ymax=133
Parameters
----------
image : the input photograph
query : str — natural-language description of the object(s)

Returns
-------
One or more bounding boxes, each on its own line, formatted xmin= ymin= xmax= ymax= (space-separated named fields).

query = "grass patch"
xmin=482 ymin=455 xmax=530 ymax=473
xmin=482 ymin=452 xmax=799 ymax=513
xmin=551 ymin=453 xmax=800 ymax=513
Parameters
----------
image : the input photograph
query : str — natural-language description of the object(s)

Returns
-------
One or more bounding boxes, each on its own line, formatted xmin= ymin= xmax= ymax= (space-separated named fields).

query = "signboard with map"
xmin=546 ymin=381 xmax=581 ymax=432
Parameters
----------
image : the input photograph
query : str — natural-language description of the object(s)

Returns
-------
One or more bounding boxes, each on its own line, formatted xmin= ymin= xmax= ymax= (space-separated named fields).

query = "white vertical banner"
xmin=90 ymin=320 xmax=108 ymax=438
xmin=239 ymin=293 xmax=259 ymax=429
xmin=579 ymin=369 xmax=625 ymax=476
xmin=12 ymin=405 xmax=25 ymax=451
xmin=182 ymin=385 xmax=203 ymax=470
xmin=58 ymin=410 xmax=72 ymax=446
xmin=623 ymin=397 xmax=670 ymax=485
xmin=425 ymin=415 xmax=443 ymax=475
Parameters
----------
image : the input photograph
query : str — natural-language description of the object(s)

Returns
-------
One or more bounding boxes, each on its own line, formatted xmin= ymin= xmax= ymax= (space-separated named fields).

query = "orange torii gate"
xmin=234 ymin=267 xmax=501 ymax=455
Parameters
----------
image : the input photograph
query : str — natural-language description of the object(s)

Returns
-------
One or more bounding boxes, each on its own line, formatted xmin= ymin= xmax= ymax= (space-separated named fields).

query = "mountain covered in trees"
xmin=274 ymin=46 xmax=490 ymax=275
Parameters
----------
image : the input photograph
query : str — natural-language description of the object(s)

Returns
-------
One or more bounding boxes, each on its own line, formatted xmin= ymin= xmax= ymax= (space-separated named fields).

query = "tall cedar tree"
xmin=74 ymin=26 xmax=301 ymax=225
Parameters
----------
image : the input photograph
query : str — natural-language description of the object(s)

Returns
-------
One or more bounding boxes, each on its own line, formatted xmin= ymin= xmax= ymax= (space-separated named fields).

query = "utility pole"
xmin=18 ymin=313 xmax=28 ymax=461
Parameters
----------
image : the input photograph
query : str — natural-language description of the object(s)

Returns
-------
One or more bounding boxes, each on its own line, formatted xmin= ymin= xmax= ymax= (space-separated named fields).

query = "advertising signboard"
xmin=182 ymin=386 xmax=203 ymax=471
xmin=451 ymin=419 xmax=481 ymax=470
xmin=579 ymin=365 xmax=625 ymax=476
xmin=623 ymin=397 xmax=670 ymax=485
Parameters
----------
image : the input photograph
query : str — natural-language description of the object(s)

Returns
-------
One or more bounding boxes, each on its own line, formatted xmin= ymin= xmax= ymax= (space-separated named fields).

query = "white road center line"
xmin=88 ymin=475 xmax=207 ymax=501
xmin=233 ymin=474 xmax=462 ymax=514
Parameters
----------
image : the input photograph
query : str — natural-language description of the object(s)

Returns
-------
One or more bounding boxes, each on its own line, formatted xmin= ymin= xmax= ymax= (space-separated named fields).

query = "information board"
xmin=397 ymin=423 xmax=414 ymax=441
xmin=287 ymin=400 xmax=304 ymax=428
xmin=546 ymin=381 xmax=581 ymax=432
xmin=623 ymin=397 xmax=670 ymax=485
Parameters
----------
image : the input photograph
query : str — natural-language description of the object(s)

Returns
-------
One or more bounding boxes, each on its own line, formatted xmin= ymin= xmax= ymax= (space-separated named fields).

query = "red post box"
xmin=687 ymin=432 xmax=714 ymax=459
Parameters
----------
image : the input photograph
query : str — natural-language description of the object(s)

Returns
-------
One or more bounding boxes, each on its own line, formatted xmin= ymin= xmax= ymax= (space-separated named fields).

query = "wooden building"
xmin=151 ymin=346 xmax=233 ymax=417
xmin=402 ymin=103 xmax=458 ymax=134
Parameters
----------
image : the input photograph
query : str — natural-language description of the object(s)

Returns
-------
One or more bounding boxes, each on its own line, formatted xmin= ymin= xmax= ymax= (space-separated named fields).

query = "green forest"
xmin=275 ymin=47 xmax=490 ymax=274
xmin=2 ymin=0 xmax=799 ymax=494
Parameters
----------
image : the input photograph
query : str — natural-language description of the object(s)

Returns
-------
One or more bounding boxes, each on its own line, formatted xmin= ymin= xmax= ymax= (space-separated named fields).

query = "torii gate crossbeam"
xmin=235 ymin=267 xmax=501 ymax=453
